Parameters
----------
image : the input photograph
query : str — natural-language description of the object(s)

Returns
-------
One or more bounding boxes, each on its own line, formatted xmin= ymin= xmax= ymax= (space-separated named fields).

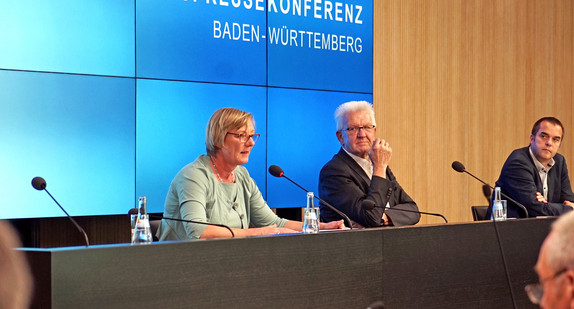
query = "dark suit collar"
xmin=519 ymin=146 xmax=547 ymax=196
xmin=521 ymin=146 xmax=541 ymax=174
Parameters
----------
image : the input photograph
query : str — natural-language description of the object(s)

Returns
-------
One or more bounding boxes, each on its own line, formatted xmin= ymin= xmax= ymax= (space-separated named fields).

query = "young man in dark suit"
xmin=490 ymin=117 xmax=574 ymax=218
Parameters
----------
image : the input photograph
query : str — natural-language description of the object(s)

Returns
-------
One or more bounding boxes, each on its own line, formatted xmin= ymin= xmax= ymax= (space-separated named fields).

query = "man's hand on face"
xmin=370 ymin=138 xmax=392 ymax=178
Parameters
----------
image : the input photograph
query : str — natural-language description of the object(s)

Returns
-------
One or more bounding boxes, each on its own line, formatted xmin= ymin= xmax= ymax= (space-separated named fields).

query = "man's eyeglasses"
xmin=340 ymin=125 xmax=376 ymax=134
xmin=525 ymin=268 xmax=569 ymax=305
xmin=227 ymin=132 xmax=260 ymax=143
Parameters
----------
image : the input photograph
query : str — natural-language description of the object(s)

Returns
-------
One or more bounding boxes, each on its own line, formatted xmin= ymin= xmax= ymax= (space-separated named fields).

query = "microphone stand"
xmin=278 ymin=174 xmax=354 ymax=230
xmin=44 ymin=188 xmax=90 ymax=247
xmin=363 ymin=201 xmax=448 ymax=224
xmin=385 ymin=207 xmax=448 ymax=223
xmin=454 ymin=163 xmax=528 ymax=218
xmin=32 ymin=177 xmax=89 ymax=247
xmin=451 ymin=161 xmax=518 ymax=308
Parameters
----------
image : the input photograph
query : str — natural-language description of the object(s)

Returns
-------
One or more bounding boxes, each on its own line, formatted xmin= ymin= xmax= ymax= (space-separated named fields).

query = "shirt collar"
xmin=342 ymin=148 xmax=373 ymax=178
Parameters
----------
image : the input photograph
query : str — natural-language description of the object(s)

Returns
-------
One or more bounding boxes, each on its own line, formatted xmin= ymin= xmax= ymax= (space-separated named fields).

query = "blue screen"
xmin=267 ymin=0 xmax=373 ymax=92
xmin=266 ymin=88 xmax=372 ymax=208
xmin=0 ymin=0 xmax=134 ymax=77
xmin=136 ymin=80 xmax=267 ymax=213
xmin=136 ymin=0 xmax=267 ymax=85
xmin=0 ymin=70 xmax=135 ymax=218
xmin=0 ymin=0 xmax=372 ymax=218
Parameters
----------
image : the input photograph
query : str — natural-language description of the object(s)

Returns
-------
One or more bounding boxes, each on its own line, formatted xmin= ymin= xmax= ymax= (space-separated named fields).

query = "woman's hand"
xmin=255 ymin=224 xmax=297 ymax=235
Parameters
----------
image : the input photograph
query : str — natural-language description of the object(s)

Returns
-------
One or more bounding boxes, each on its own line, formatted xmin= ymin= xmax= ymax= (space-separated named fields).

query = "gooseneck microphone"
xmin=451 ymin=161 xmax=529 ymax=218
xmin=361 ymin=200 xmax=448 ymax=223
xmin=268 ymin=165 xmax=353 ymax=230
xmin=148 ymin=214 xmax=235 ymax=238
xmin=31 ymin=177 xmax=90 ymax=247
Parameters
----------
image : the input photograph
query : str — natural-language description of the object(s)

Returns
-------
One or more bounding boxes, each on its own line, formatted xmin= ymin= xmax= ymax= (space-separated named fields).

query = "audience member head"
xmin=0 ymin=220 xmax=33 ymax=309
xmin=527 ymin=212 xmax=574 ymax=308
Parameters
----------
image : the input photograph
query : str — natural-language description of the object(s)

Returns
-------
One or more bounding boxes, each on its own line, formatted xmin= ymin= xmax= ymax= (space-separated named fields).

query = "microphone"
xmin=31 ymin=177 xmax=90 ymax=247
xmin=361 ymin=200 xmax=448 ymax=223
xmin=482 ymin=184 xmax=492 ymax=206
xmin=451 ymin=161 xmax=520 ymax=308
xmin=148 ymin=214 xmax=235 ymax=238
xmin=451 ymin=161 xmax=529 ymax=218
xmin=268 ymin=165 xmax=353 ymax=230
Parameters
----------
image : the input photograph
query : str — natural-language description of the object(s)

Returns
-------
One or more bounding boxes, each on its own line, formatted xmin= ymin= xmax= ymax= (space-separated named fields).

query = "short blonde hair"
xmin=206 ymin=108 xmax=254 ymax=156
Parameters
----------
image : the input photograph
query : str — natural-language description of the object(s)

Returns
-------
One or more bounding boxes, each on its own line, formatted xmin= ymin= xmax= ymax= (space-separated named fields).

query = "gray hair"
xmin=334 ymin=101 xmax=376 ymax=131
xmin=545 ymin=211 xmax=574 ymax=271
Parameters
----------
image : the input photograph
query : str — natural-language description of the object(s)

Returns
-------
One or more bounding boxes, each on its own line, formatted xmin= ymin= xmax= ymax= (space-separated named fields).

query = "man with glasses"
xmin=526 ymin=211 xmax=574 ymax=307
xmin=318 ymin=101 xmax=420 ymax=227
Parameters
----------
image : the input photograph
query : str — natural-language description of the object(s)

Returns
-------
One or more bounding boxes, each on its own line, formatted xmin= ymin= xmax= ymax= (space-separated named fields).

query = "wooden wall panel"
xmin=374 ymin=0 xmax=574 ymax=224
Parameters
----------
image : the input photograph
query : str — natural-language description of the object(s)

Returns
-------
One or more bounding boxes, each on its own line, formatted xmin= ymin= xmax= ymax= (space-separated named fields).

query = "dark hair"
xmin=531 ymin=117 xmax=564 ymax=138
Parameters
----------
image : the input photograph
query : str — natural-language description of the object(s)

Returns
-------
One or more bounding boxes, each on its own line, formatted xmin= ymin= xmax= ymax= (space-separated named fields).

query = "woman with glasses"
xmin=157 ymin=107 xmax=344 ymax=240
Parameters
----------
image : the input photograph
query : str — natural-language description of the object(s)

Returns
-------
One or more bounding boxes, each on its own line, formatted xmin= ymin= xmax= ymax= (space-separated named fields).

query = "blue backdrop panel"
xmin=136 ymin=0 xmax=266 ymax=85
xmin=136 ymin=80 xmax=267 ymax=213
xmin=267 ymin=0 xmax=373 ymax=92
xmin=266 ymin=88 xmax=372 ymax=208
xmin=0 ymin=0 xmax=372 ymax=219
xmin=0 ymin=0 xmax=134 ymax=77
xmin=0 ymin=70 xmax=135 ymax=218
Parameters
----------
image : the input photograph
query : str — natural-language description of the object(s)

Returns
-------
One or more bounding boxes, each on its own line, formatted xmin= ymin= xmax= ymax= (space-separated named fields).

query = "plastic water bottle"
xmin=302 ymin=192 xmax=319 ymax=234
xmin=492 ymin=187 xmax=506 ymax=221
xmin=132 ymin=196 xmax=153 ymax=244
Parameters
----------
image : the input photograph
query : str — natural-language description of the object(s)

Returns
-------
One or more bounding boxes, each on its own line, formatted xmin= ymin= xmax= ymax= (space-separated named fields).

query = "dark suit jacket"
xmin=318 ymin=148 xmax=420 ymax=227
xmin=488 ymin=146 xmax=574 ymax=218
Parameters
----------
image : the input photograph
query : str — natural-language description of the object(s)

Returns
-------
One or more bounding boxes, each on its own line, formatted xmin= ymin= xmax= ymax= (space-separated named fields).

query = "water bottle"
xmin=492 ymin=187 xmax=506 ymax=221
xmin=302 ymin=192 xmax=319 ymax=234
xmin=132 ymin=196 xmax=153 ymax=244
